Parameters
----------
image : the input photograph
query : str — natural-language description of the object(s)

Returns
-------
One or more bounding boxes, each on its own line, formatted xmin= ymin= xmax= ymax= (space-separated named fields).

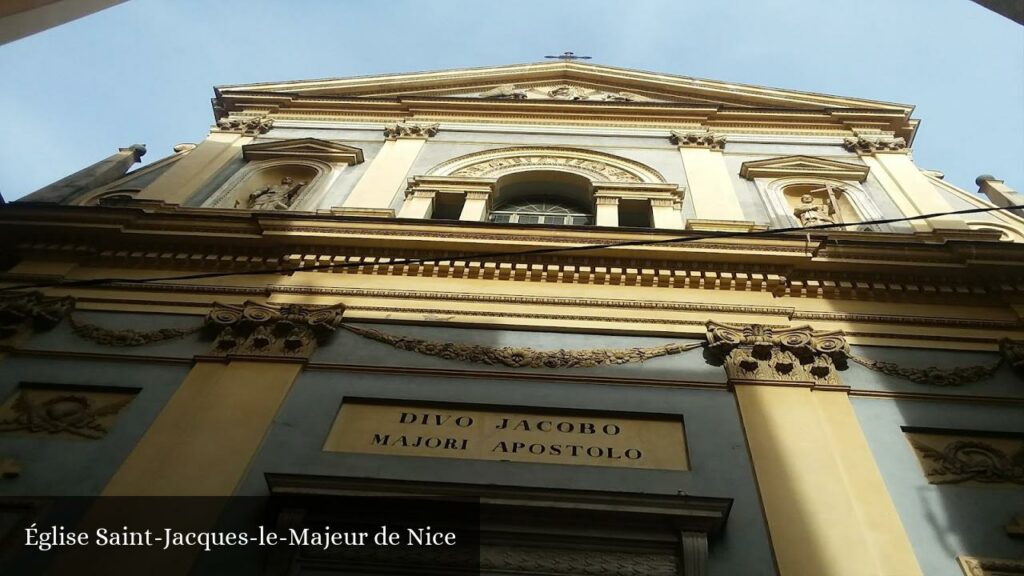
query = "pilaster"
xmin=705 ymin=322 xmax=922 ymax=576
xmin=845 ymin=134 xmax=966 ymax=231
xmin=671 ymin=130 xmax=747 ymax=226
xmin=341 ymin=123 xmax=438 ymax=214
xmin=137 ymin=131 xmax=255 ymax=204
xmin=595 ymin=195 xmax=619 ymax=226
xmin=102 ymin=302 xmax=345 ymax=496
xmin=397 ymin=190 xmax=436 ymax=219
xmin=460 ymin=191 xmax=491 ymax=221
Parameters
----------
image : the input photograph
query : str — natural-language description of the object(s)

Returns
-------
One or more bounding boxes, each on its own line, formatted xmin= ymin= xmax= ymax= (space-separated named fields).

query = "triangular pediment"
xmin=739 ymin=155 xmax=870 ymax=182
xmin=218 ymin=62 xmax=913 ymax=112
xmin=242 ymin=138 xmax=364 ymax=165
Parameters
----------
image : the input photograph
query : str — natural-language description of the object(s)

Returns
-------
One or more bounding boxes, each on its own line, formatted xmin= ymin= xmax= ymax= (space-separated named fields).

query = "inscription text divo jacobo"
xmin=324 ymin=402 xmax=688 ymax=471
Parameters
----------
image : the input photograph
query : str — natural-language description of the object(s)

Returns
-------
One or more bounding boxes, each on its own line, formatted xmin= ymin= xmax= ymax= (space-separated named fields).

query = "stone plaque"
xmin=324 ymin=400 xmax=689 ymax=471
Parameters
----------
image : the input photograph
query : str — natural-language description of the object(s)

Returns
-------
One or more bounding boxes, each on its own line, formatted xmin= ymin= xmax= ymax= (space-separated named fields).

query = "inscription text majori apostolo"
xmin=324 ymin=401 xmax=689 ymax=471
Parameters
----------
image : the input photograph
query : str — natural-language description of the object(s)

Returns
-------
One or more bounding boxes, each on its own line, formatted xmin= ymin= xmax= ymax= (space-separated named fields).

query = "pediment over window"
xmin=242 ymin=138 xmax=364 ymax=165
xmin=739 ymin=155 xmax=869 ymax=182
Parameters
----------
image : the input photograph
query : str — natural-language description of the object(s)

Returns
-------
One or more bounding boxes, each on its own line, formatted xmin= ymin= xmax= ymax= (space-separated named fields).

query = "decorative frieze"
xmin=669 ymin=130 xmax=726 ymax=150
xmin=842 ymin=135 xmax=907 ymax=154
xmin=0 ymin=291 xmax=74 ymax=342
xmin=704 ymin=321 xmax=849 ymax=385
xmin=0 ymin=385 xmax=136 ymax=440
xmin=215 ymin=115 xmax=274 ymax=135
xmin=383 ymin=122 xmax=439 ymax=140
xmin=205 ymin=301 xmax=345 ymax=358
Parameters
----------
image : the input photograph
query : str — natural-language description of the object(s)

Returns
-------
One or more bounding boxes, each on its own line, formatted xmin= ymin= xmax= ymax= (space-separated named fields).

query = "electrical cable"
xmin=1 ymin=203 xmax=1022 ymax=293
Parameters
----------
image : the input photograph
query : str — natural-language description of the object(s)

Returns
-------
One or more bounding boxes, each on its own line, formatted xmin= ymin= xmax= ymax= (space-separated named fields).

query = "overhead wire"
xmin=0 ymin=203 xmax=1022 ymax=293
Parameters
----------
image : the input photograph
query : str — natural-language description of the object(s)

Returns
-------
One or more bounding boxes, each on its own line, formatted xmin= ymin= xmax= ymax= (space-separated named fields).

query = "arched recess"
xmin=428 ymin=146 xmax=667 ymax=184
xmin=764 ymin=177 xmax=885 ymax=230
xmin=203 ymin=158 xmax=332 ymax=211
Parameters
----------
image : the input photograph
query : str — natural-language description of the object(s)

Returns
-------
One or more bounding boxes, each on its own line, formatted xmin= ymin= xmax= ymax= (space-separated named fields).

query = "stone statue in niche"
xmin=237 ymin=176 xmax=306 ymax=210
xmin=793 ymin=194 xmax=836 ymax=227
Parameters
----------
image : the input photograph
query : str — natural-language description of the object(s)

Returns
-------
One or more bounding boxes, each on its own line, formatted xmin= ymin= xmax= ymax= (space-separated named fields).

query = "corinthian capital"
xmin=842 ymin=135 xmax=907 ymax=154
xmin=205 ymin=301 xmax=345 ymax=358
xmin=384 ymin=122 xmax=440 ymax=140
xmin=216 ymin=115 xmax=274 ymax=135
xmin=670 ymin=130 xmax=726 ymax=150
xmin=704 ymin=321 xmax=849 ymax=385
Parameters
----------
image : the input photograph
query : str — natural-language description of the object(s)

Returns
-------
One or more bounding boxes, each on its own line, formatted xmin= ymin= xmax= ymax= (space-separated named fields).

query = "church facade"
xmin=1 ymin=61 xmax=1023 ymax=575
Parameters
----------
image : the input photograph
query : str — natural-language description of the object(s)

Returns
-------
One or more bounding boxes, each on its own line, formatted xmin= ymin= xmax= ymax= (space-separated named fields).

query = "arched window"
xmin=488 ymin=171 xmax=594 ymax=226
xmin=489 ymin=198 xmax=592 ymax=225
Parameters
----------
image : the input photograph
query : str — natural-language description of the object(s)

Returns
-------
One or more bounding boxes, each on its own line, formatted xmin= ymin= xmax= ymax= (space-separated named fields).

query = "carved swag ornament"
xmin=704 ymin=321 xmax=850 ymax=385
xmin=205 ymin=301 xmax=345 ymax=358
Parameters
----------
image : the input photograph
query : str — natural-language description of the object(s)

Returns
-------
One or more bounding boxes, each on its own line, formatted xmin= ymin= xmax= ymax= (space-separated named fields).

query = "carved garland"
xmin=340 ymin=324 xmax=702 ymax=369
xmin=849 ymin=353 xmax=1003 ymax=387
xmin=68 ymin=315 xmax=203 ymax=347
xmin=2 ymin=291 xmax=1020 ymax=384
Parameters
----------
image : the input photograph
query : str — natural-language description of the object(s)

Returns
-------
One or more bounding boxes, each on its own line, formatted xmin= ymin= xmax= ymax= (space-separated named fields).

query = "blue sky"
xmin=1 ymin=0 xmax=1021 ymax=200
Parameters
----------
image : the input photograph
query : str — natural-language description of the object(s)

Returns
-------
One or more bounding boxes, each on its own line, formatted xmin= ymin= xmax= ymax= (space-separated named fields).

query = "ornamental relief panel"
xmin=433 ymin=147 xmax=666 ymax=184
xmin=0 ymin=384 xmax=137 ymax=440
xmin=905 ymin=429 xmax=1024 ymax=487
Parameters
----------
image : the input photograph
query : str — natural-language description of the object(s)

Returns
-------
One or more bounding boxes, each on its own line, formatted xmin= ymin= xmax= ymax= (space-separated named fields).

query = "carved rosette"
xmin=384 ymin=122 xmax=439 ymax=140
xmin=704 ymin=321 xmax=849 ymax=385
xmin=205 ymin=301 xmax=345 ymax=358
xmin=841 ymin=135 xmax=907 ymax=153
xmin=0 ymin=291 xmax=74 ymax=342
xmin=216 ymin=115 xmax=274 ymax=135
xmin=669 ymin=130 xmax=726 ymax=150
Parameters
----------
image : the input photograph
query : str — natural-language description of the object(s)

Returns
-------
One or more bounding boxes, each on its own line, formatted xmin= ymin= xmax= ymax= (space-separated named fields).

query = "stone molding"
xmin=205 ymin=301 xmax=345 ymax=358
xmin=670 ymin=130 xmax=726 ymax=150
xmin=703 ymin=321 xmax=849 ymax=385
xmin=383 ymin=122 xmax=439 ymax=140
xmin=957 ymin=556 xmax=1024 ymax=576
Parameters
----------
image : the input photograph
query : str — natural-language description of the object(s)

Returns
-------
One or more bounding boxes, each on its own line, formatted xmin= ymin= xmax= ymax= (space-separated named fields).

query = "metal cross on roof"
xmin=545 ymin=51 xmax=592 ymax=61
